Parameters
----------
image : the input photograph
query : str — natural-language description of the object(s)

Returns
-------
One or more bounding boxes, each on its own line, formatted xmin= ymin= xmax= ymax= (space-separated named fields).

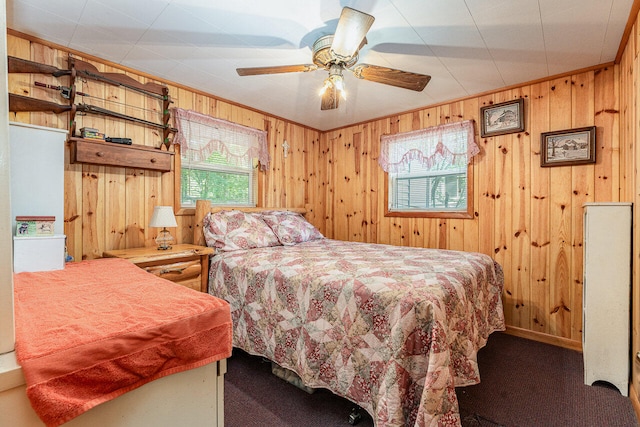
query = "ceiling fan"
xmin=236 ymin=7 xmax=431 ymax=111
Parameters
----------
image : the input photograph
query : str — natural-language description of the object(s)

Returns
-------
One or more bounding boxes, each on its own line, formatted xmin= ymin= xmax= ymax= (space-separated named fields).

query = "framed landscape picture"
xmin=480 ymin=98 xmax=525 ymax=137
xmin=540 ymin=126 xmax=596 ymax=167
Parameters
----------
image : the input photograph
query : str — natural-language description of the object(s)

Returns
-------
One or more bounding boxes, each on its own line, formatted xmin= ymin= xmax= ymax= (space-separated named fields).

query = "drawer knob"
xmin=96 ymin=151 xmax=104 ymax=157
xmin=150 ymin=158 xmax=157 ymax=163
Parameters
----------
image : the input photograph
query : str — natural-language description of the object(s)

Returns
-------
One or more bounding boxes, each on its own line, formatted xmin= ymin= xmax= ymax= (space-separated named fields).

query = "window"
xmin=173 ymin=108 xmax=269 ymax=208
xmin=180 ymin=148 xmax=257 ymax=208
xmin=379 ymin=120 xmax=478 ymax=218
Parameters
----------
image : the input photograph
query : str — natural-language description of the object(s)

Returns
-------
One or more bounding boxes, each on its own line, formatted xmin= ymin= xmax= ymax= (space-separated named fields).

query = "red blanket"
xmin=14 ymin=258 xmax=232 ymax=427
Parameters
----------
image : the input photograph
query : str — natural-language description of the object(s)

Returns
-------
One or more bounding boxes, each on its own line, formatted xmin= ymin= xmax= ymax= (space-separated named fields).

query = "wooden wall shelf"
xmin=69 ymin=138 xmax=173 ymax=172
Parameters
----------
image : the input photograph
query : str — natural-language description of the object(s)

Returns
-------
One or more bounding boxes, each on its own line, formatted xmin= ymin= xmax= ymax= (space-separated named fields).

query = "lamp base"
xmin=155 ymin=228 xmax=174 ymax=250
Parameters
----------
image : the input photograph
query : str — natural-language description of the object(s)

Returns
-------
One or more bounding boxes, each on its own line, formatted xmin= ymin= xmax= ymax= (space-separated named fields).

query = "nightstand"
xmin=103 ymin=244 xmax=214 ymax=292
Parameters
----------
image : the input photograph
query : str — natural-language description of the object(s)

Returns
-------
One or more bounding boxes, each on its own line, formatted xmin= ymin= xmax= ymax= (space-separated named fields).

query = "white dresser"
xmin=582 ymin=202 xmax=632 ymax=396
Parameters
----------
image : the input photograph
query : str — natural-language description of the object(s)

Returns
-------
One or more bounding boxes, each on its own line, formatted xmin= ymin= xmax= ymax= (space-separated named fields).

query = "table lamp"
xmin=149 ymin=206 xmax=177 ymax=250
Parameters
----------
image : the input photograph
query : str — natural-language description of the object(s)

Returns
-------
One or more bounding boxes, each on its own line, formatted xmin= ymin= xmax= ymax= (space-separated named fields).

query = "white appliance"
xmin=13 ymin=235 xmax=66 ymax=273
xmin=9 ymin=123 xmax=67 ymax=272
xmin=582 ymin=202 xmax=632 ymax=396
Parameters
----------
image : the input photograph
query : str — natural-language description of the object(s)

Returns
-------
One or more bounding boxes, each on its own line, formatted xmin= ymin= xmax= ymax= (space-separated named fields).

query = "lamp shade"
xmin=149 ymin=206 xmax=177 ymax=228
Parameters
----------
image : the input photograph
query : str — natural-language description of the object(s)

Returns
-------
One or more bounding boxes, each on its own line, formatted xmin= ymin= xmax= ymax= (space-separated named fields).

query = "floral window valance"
xmin=172 ymin=108 xmax=270 ymax=171
xmin=378 ymin=120 xmax=479 ymax=173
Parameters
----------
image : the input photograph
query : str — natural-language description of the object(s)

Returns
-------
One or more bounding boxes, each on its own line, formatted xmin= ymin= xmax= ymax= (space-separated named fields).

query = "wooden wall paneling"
xmin=593 ymin=66 xmax=619 ymax=202
xmin=82 ymin=164 xmax=104 ymax=260
xmin=547 ymin=76 xmax=573 ymax=339
xmin=570 ymin=71 xmax=595 ymax=341
xmin=325 ymin=134 xmax=337 ymax=239
xmin=476 ymin=95 xmax=496 ymax=260
xmin=491 ymin=91 xmax=515 ymax=326
xmin=333 ymin=127 xmax=351 ymax=240
xmin=290 ymin=124 xmax=307 ymax=209
xmin=510 ymin=87 xmax=532 ymax=329
xmin=273 ymin=119 xmax=287 ymax=207
xmin=528 ymin=81 xmax=551 ymax=333
xmin=313 ymin=131 xmax=328 ymax=235
xmin=350 ymin=129 xmax=364 ymax=242
xmin=368 ymin=120 xmax=382 ymax=244
xmin=124 ymin=167 xmax=146 ymax=249
xmin=193 ymin=93 xmax=210 ymax=116
xmin=279 ymin=120 xmax=291 ymax=208
xmin=123 ymin=75 xmax=147 ymax=249
xmin=356 ymin=123 xmax=369 ymax=242
xmin=462 ymin=97 xmax=480 ymax=253
xmin=260 ymin=119 xmax=272 ymax=208
xmin=216 ymin=100 xmax=233 ymax=121
xmin=105 ymin=165 xmax=126 ymax=251
xmin=287 ymin=123 xmax=303 ymax=209
xmin=101 ymin=65 xmax=127 ymax=251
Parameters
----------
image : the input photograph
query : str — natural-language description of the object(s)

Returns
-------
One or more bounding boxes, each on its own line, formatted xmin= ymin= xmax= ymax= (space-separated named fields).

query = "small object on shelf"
xmin=15 ymin=216 xmax=55 ymax=236
xmin=81 ymin=129 xmax=106 ymax=140
xmin=106 ymin=137 xmax=133 ymax=145
xmin=79 ymin=127 xmax=99 ymax=134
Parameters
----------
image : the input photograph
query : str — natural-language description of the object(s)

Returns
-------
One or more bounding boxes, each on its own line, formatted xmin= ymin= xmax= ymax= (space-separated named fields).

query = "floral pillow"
xmin=203 ymin=210 xmax=281 ymax=251
xmin=260 ymin=211 xmax=324 ymax=246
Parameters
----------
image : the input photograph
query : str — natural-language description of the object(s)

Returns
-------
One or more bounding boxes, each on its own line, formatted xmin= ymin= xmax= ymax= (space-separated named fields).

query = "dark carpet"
xmin=224 ymin=332 xmax=639 ymax=426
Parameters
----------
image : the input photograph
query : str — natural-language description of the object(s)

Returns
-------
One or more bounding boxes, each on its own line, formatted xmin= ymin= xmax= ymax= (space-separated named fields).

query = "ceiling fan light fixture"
xmin=319 ymin=79 xmax=332 ymax=96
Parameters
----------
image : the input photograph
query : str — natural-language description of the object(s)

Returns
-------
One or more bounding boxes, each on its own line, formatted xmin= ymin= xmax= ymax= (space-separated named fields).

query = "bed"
xmin=194 ymin=200 xmax=505 ymax=427
xmin=10 ymin=257 xmax=232 ymax=427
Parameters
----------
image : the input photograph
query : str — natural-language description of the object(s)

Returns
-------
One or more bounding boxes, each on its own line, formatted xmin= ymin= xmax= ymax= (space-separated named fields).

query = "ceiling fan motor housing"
xmin=312 ymin=35 xmax=358 ymax=69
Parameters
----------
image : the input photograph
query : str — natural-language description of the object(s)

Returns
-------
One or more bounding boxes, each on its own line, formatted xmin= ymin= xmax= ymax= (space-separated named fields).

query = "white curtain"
xmin=172 ymin=108 xmax=269 ymax=170
xmin=378 ymin=120 xmax=479 ymax=173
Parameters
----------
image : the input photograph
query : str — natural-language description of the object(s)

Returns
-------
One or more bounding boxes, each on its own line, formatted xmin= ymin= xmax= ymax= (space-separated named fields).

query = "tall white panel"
xmin=583 ymin=202 xmax=632 ymax=396
xmin=9 ymin=122 xmax=66 ymax=236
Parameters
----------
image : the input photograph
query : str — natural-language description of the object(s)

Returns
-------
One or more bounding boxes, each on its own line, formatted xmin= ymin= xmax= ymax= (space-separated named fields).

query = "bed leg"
xmin=348 ymin=407 xmax=363 ymax=425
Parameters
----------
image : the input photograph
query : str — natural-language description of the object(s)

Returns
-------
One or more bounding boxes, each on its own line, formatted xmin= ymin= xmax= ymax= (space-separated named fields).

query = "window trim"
xmin=384 ymin=158 xmax=474 ymax=219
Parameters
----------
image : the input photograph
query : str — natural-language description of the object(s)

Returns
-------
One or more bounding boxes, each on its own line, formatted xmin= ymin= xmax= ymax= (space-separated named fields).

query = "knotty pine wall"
xmin=619 ymin=4 xmax=640 ymax=410
xmin=319 ymin=67 xmax=624 ymax=350
xmin=7 ymin=32 xmax=320 ymax=262
xmin=6 ymin=30 xmax=632 ymax=353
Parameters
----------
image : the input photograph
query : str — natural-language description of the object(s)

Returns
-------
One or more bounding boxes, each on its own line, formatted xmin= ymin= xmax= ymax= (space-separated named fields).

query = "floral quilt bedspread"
xmin=209 ymin=239 xmax=505 ymax=426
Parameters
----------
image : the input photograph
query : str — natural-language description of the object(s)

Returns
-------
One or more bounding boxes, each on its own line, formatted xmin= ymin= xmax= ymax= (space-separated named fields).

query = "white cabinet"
xmin=582 ymin=202 xmax=631 ymax=396
xmin=9 ymin=123 xmax=67 ymax=272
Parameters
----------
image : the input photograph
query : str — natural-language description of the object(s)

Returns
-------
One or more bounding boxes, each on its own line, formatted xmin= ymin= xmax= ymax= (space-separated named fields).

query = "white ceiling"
xmin=6 ymin=0 xmax=635 ymax=131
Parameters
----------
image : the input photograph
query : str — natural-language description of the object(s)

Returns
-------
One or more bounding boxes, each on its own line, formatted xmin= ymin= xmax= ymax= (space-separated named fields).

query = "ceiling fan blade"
xmin=320 ymin=84 xmax=339 ymax=110
xmin=331 ymin=7 xmax=375 ymax=60
xmin=237 ymin=64 xmax=318 ymax=76
xmin=351 ymin=64 xmax=431 ymax=91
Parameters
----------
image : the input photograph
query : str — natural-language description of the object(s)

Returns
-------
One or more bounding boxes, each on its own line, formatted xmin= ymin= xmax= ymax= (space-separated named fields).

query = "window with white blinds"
xmin=380 ymin=120 xmax=478 ymax=217
xmin=180 ymin=149 xmax=257 ymax=208
xmin=172 ymin=108 xmax=268 ymax=208
xmin=390 ymin=161 xmax=467 ymax=211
